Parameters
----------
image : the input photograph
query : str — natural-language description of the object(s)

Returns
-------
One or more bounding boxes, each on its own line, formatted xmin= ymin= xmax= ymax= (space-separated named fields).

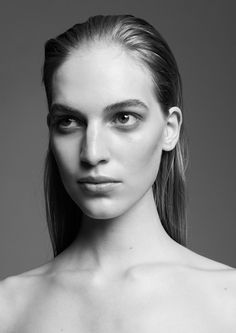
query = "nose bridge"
xmin=80 ymin=120 xmax=109 ymax=165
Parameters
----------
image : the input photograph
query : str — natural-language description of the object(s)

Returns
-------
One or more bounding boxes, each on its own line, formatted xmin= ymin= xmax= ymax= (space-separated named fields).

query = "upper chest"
xmin=17 ymin=291 xmax=228 ymax=333
xmin=15 ymin=268 xmax=233 ymax=333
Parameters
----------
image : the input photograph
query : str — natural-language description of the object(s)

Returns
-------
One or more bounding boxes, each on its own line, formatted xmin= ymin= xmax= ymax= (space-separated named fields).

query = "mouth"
xmin=78 ymin=175 xmax=120 ymax=184
xmin=78 ymin=181 xmax=121 ymax=193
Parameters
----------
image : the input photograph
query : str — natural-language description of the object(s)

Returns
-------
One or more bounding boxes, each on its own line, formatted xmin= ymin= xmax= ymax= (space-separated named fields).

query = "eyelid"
xmin=111 ymin=111 xmax=142 ymax=128
xmin=49 ymin=114 xmax=84 ymax=129
xmin=114 ymin=110 xmax=142 ymax=118
xmin=49 ymin=110 xmax=143 ymax=131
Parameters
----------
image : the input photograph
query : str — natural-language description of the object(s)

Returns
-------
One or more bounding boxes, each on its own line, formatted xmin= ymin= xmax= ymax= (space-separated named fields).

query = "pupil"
xmin=63 ymin=118 xmax=72 ymax=125
xmin=120 ymin=114 xmax=129 ymax=123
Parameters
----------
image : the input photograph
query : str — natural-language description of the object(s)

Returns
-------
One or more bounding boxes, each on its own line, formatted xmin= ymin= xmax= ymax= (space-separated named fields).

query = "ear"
xmin=162 ymin=106 xmax=182 ymax=152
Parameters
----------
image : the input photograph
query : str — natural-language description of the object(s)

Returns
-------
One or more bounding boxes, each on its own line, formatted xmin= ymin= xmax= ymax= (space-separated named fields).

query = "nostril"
xmin=80 ymin=159 xmax=95 ymax=168
xmin=80 ymin=159 xmax=107 ymax=169
xmin=80 ymin=147 xmax=109 ymax=166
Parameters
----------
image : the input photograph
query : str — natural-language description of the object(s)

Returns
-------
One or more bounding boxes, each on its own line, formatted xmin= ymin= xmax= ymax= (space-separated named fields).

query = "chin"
xmin=80 ymin=207 xmax=123 ymax=220
xmin=76 ymin=198 xmax=129 ymax=220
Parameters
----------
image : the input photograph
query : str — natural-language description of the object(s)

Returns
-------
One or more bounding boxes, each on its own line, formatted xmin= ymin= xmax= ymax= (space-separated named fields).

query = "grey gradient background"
xmin=0 ymin=0 xmax=235 ymax=280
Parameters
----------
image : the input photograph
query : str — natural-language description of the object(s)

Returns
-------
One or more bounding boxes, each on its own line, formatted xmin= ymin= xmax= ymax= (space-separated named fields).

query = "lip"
xmin=78 ymin=181 xmax=121 ymax=194
xmin=78 ymin=175 xmax=120 ymax=184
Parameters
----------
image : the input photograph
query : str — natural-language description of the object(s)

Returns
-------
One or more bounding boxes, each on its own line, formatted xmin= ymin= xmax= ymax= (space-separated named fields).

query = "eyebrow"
xmin=50 ymin=99 xmax=149 ymax=116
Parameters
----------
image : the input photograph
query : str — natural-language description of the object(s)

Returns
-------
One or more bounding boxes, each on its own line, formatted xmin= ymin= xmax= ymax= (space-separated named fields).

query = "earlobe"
xmin=162 ymin=106 xmax=182 ymax=152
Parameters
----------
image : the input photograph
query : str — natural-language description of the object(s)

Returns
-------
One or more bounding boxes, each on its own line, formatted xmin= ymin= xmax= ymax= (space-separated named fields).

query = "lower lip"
xmin=78 ymin=182 xmax=121 ymax=193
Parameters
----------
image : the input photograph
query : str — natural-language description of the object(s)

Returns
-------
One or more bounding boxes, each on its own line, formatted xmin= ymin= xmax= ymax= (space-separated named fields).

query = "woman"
xmin=0 ymin=14 xmax=235 ymax=332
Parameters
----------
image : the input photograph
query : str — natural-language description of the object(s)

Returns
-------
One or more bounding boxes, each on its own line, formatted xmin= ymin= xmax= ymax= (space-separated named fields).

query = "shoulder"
xmin=179 ymin=247 xmax=236 ymax=328
xmin=179 ymin=245 xmax=236 ymax=293
xmin=139 ymin=246 xmax=236 ymax=328
xmin=0 ymin=264 xmax=53 ymax=332
xmin=0 ymin=276 xmax=16 ymax=332
xmin=0 ymin=274 xmax=29 ymax=332
xmin=130 ymin=252 xmax=236 ymax=329
xmin=181 ymin=263 xmax=236 ymax=330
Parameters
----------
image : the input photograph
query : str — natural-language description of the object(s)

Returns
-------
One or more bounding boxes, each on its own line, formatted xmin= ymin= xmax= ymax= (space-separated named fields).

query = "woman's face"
xmin=50 ymin=43 xmax=167 ymax=219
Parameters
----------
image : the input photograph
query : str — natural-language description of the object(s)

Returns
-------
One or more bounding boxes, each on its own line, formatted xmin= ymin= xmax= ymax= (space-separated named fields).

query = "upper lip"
xmin=78 ymin=176 xmax=120 ymax=184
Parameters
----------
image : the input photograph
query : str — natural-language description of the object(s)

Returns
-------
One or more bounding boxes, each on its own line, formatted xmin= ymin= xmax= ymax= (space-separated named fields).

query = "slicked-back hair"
xmin=43 ymin=15 xmax=189 ymax=257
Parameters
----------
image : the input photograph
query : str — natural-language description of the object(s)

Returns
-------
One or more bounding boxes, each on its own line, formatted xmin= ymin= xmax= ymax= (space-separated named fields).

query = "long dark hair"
xmin=43 ymin=15 xmax=189 ymax=257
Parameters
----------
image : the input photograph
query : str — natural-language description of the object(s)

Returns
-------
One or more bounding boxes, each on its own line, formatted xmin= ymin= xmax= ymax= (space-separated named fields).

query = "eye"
xmin=53 ymin=116 xmax=83 ymax=130
xmin=59 ymin=117 xmax=78 ymax=128
xmin=113 ymin=112 xmax=140 ymax=127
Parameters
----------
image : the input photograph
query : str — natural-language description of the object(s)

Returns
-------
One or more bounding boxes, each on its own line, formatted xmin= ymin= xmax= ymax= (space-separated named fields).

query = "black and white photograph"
xmin=0 ymin=1 xmax=235 ymax=332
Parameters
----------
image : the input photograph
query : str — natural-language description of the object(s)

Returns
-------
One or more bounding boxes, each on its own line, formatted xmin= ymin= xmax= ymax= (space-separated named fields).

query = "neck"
xmin=60 ymin=189 xmax=180 ymax=275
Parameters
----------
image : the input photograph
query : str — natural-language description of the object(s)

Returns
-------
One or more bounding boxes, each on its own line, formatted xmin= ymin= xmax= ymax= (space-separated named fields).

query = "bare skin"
xmin=1 ymin=191 xmax=236 ymax=332
xmin=1 ymin=43 xmax=235 ymax=332
xmin=0 ymin=244 xmax=236 ymax=333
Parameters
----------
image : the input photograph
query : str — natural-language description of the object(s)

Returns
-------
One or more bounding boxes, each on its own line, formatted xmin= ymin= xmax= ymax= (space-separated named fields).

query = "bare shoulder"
xmin=0 ymin=276 xmax=18 ymax=332
xmin=0 ymin=263 xmax=52 ymax=332
xmin=135 ymin=246 xmax=236 ymax=329
xmin=180 ymin=247 xmax=236 ymax=327
xmin=0 ymin=274 xmax=31 ymax=332
xmin=188 ymin=254 xmax=236 ymax=301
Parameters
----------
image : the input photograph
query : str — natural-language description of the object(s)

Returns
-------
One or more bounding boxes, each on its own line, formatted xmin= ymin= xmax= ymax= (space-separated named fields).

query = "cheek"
xmin=50 ymin=135 xmax=79 ymax=179
xmin=116 ymin=127 xmax=163 ymax=183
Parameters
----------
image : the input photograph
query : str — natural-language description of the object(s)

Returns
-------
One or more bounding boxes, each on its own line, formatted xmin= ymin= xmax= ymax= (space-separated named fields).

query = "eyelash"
xmin=51 ymin=112 xmax=141 ymax=130
xmin=112 ymin=112 xmax=141 ymax=126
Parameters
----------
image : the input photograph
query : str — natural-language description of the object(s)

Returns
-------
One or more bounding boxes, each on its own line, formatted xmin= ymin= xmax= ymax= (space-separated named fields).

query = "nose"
xmin=80 ymin=122 xmax=110 ymax=167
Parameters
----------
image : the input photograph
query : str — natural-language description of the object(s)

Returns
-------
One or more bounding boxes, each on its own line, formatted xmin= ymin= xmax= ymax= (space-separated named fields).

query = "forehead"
xmin=52 ymin=43 xmax=157 ymax=110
